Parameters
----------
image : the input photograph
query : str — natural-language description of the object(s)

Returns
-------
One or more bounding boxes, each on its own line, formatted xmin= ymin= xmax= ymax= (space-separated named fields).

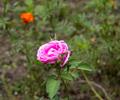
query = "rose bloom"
xmin=20 ymin=12 xmax=34 ymax=24
xmin=37 ymin=40 xmax=71 ymax=67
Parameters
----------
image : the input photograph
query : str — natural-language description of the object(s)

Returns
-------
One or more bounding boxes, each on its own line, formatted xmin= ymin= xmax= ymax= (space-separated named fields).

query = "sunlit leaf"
xmin=46 ymin=78 xmax=60 ymax=99
xmin=25 ymin=0 xmax=33 ymax=6
xmin=70 ymin=61 xmax=92 ymax=71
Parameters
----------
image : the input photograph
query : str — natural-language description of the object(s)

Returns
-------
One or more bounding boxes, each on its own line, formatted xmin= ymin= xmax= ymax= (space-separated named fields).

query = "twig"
xmin=81 ymin=71 xmax=104 ymax=100
xmin=78 ymin=79 xmax=111 ymax=100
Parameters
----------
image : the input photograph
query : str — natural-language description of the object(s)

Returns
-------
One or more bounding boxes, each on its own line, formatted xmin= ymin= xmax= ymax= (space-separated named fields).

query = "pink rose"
xmin=37 ymin=40 xmax=71 ymax=67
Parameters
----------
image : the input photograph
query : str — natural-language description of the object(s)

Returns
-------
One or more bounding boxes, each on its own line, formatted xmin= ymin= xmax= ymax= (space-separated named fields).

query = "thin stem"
xmin=62 ymin=77 xmax=70 ymax=99
xmin=3 ymin=0 xmax=8 ymax=16
xmin=81 ymin=71 xmax=103 ymax=100
xmin=57 ymin=68 xmax=70 ymax=100
xmin=79 ymin=79 xmax=111 ymax=100
xmin=61 ymin=79 xmax=70 ymax=100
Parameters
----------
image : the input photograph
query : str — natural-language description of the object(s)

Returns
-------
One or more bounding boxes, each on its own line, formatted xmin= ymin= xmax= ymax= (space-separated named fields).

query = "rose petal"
xmin=37 ymin=40 xmax=70 ymax=66
xmin=60 ymin=51 xmax=71 ymax=67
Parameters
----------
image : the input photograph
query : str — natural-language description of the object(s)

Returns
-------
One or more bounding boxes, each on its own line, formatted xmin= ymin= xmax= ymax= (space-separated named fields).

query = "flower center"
xmin=48 ymin=48 xmax=57 ymax=56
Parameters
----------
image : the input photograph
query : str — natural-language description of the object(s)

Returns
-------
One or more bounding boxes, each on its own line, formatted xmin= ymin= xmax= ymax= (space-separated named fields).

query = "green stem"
xmin=58 ymin=68 xmax=70 ymax=100
xmin=62 ymin=79 xmax=70 ymax=100
xmin=3 ymin=0 xmax=8 ymax=16
xmin=81 ymin=71 xmax=103 ymax=100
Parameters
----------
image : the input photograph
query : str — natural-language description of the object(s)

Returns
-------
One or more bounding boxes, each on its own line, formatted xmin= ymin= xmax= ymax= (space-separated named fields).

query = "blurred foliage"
xmin=0 ymin=0 xmax=120 ymax=99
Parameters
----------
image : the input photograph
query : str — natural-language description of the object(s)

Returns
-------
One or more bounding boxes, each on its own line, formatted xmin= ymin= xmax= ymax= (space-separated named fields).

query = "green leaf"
xmin=35 ymin=5 xmax=47 ymax=16
xmin=55 ymin=21 xmax=75 ymax=35
xmin=25 ymin=0 xmax=33 ymax=6
xmin=35 ymin=5 xmax=44 ymax=15
xmin=70 ymin=72 xmax=80 ymax=79
xmin=34 ymin=5 xmax=49 ymax=20
xmin=61 ymin=72 xmax=73 ymax=81
xmin=78 ymin=63 xmax=92 ymax=71
xmin=74 ymin=36 xmax=90 ymax=50
xmin=70 ymin=61 xmax=92 ymax=71
xmin=70 ymin=61 xmax=82 ymax=68
xmin=0 ymin=18 xmax=9 ymax=29
xmin=46 ymin=78 xmax=60 ymax=99
xmin=24 ymin=0 xmax=34 ymax=12
xmin=34 ymin=60 xmax=41 ymax=65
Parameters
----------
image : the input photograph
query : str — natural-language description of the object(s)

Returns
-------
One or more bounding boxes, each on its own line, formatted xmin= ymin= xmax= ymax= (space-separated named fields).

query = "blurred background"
xmin=0 ymin=0 xmax=120 ymax=100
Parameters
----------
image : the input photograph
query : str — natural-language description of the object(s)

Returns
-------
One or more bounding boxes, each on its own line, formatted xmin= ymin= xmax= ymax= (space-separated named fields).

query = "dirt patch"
xmin=0 ymin=35 xmax=27 ymax=83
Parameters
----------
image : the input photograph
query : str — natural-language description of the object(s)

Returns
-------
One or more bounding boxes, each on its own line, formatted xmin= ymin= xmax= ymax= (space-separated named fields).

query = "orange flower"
xmin=20 ymin=12 xmax=34 ymax=24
